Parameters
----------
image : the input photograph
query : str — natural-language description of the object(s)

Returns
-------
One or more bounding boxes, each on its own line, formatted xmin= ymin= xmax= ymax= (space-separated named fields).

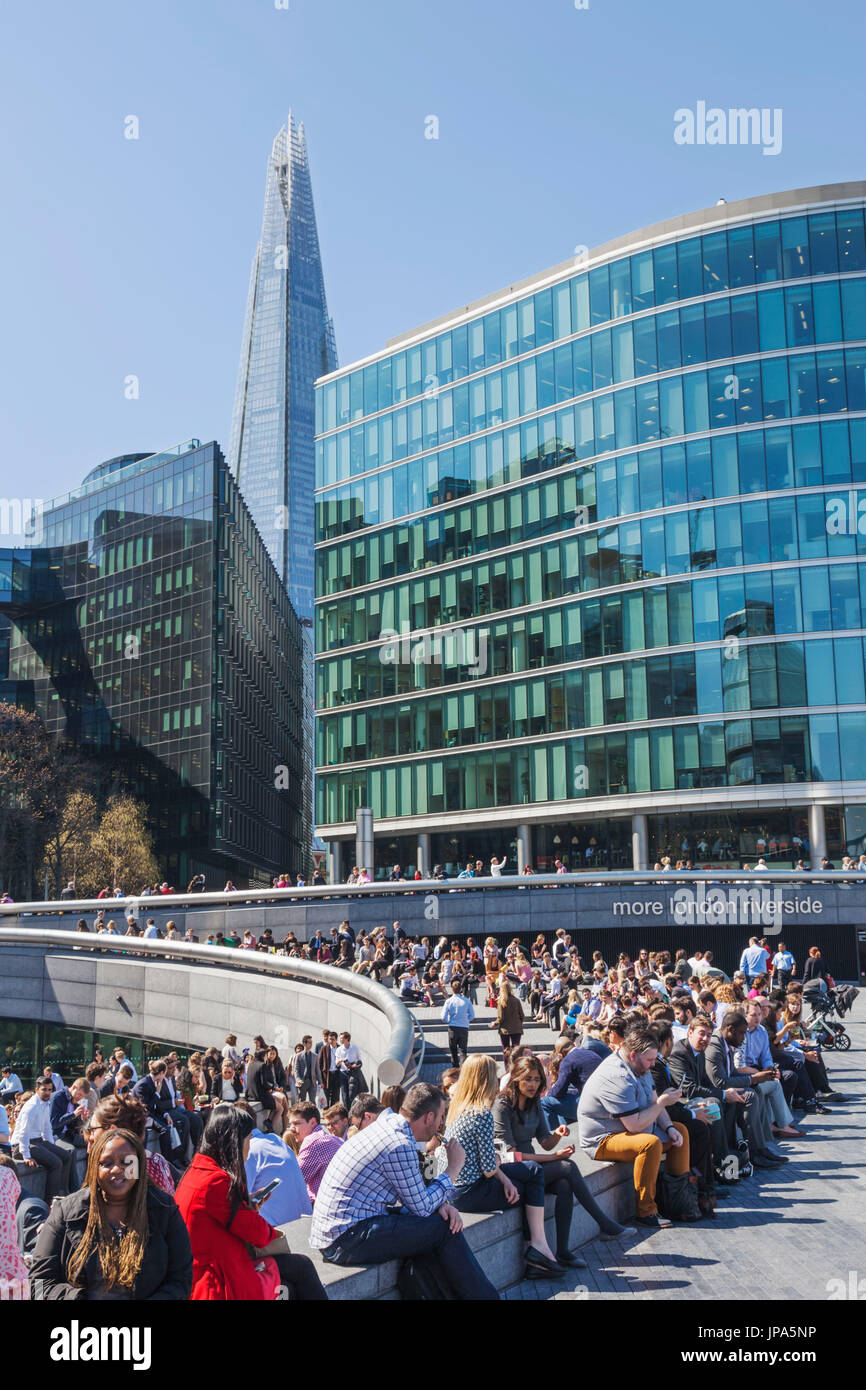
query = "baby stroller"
xmin=802 ymin=981 xmax=854 ymax=1051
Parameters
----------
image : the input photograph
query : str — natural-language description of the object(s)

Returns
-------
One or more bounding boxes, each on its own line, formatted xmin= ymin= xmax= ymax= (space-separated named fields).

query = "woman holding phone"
xmin=175 ymin=1104 xmax=327 ymax=1300
xmin=493 ymin=1055 xmax=635 ymax=1264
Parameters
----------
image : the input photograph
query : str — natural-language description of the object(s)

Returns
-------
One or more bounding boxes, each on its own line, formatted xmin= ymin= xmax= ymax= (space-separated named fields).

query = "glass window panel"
xmin=757 ymin=288 xmax=786 ymax=351
xmin=609 ymin=258 xmax=632 ymax=318
xmin=702 ymin=231 xmax=728 ymax=293
xmin=653 ymin=243 xmax=678 ymax=304
xmin=591 ymin=330 xmax=613 ymax=390
xmin=731 ymin=293 xmax=760 ymax=356
xmin=727 ymin=225 xmax=756 ymax=287
xmin=705 ymin=299 xmax=732 ymax=360
xmin=589 ymin=265 xmax=611 ymax=324
xmin=809 ymin=713 xmax=840 ymax=780
xmin=631 ymin=250 xmax=654 ymax=309
xmin=680 ymin=304 xmax=706 ymax=366
xmin=677 ymin=237 xmax=704 ymax=299
xmin=483 ymin=312 xmax=502 ymax=365
xmin=809 ymin=212 xmax=839 ymax=275
xmin=632 ymin=315 xmax=657 ymax=375
xmin=754 ymin=220 xmax=783 ymax=282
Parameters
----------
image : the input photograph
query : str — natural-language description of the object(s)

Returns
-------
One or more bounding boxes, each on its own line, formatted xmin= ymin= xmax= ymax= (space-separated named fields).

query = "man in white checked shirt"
xmin=310 ymin=1082 xmax=498 ymax=1299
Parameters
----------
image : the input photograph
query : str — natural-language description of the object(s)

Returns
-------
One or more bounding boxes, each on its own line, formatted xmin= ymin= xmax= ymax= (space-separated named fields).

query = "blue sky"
xmin=1 ymin=0 xmax=863 ymax=505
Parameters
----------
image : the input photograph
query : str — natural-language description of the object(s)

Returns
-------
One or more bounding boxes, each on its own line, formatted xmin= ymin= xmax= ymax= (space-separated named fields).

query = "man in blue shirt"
xmin=242 ymin=1113 xmax=312 ymax=1225
xmin=739 ymin=937 xmax=771 ymax=985
xmin=734 ymin=1001 xmax=801 ymax=1144
xmin=772 ymin=943 xmax=796 ymax=990
xmin=441 ymin=978 xmax=474 ymax=1066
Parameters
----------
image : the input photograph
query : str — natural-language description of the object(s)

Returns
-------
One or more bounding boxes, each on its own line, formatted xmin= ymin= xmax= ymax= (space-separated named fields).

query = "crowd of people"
xmin=0 ymin=920 xmax=853 ymax=1302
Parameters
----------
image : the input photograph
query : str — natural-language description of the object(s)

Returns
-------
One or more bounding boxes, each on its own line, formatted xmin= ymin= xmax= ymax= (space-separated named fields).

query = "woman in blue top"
xmin=444 ymin=1055 xmax=564 ymax=1280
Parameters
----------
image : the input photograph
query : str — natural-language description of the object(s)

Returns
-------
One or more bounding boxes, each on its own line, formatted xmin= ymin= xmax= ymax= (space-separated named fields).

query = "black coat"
xmin=207 ymin=1073 xmax=244 ymax=1103
xmin=132 ymin=1075 xmax=174 ymax=1125
xmin=668 ymin=1040 xmax=724 ymax=1101
xmin=29 ymin=1185 xmax=192 ymax=1301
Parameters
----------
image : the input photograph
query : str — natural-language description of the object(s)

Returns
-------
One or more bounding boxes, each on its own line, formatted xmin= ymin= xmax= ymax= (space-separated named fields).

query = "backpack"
xmin=396 ymin=1252 xmax=455 ymax=1300
xmin=656 ymin=1169 xmax=701 ymax=1222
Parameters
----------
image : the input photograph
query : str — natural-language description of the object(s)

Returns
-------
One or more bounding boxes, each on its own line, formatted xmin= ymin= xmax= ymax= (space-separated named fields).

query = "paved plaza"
xmin=500 ymin=998 xmax=865 ymax=1302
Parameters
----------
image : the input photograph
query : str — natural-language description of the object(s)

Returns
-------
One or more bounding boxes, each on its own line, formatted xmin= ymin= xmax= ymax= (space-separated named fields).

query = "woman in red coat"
xmin=176 ymin=1104 xmax=328 ymax=1301
xmin=175 ymin=1105 xmax=284 ymax=1300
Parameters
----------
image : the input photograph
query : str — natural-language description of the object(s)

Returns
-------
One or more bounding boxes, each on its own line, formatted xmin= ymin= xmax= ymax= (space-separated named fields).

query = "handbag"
xmin=252 ymin=1231 xmax=289 ymax=1259
xmin=168 ymin=1124 xmax=182 ymax=1150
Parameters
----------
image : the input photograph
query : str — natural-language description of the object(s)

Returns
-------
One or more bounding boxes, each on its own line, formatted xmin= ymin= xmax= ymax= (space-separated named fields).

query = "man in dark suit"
xmin=291 ymin=1037 xmax=322 ymax=1103
xmin=244 ymin=1049 xmax=277 ymax=1128
xmin=669 ymin=1017 xmax=743 ymax=1178
xmin=133 ymin=1060 xmax=190 ymax=1163
xmin=704 ymin=1012 xmax=782 ymax=1169
xmin=49 ymin=1077 xmax=91 ymax=1187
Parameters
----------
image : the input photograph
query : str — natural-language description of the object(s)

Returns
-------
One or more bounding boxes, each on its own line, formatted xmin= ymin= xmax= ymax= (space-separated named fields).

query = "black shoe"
xmin=752 ymin=1153 xmax=782 ymax=1170
xmin=635 ymin=1213 xmax=672 ymax=1229
xmin=762 ymin=1150 xmax=789 ymax=1164
xmin=525 ymin=1263 xmax=566 ymax=1280
xmin=555 ymin=1249 xmax=587 ymax=1268
xmin=822 ymin=1092 xmax=847 ymax=1103
xmin=813 ymin=1102 xmax=833 ymax=1114
xmin=525 ymin=1247 xmax=565 ymax=1274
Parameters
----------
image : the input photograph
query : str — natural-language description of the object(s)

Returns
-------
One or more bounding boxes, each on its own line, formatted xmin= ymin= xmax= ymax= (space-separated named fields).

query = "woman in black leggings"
xmin=493 ymin=1055 xmax=636 ymax=1262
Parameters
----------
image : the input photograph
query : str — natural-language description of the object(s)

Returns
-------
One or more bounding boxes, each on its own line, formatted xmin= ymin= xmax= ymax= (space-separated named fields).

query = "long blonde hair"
xmin=67 ymin=1128 xmax=150 ymax=1292
xmin=497 ymin=977 xmax=514 ymax=1014
xmin=446 ymin=1055 xmax=498 ymax=1125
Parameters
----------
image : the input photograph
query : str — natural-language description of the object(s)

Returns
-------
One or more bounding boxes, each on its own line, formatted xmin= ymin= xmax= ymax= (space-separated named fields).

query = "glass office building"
xmin=0 ymin=441 xmax=306 ymax=887
xmin=314 ymin=183 xmax=866 ymax=877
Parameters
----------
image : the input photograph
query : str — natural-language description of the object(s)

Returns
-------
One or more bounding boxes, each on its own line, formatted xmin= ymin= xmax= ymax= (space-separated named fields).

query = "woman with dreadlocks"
xmin=28 ymin=1128 xmax=192 ymax=1299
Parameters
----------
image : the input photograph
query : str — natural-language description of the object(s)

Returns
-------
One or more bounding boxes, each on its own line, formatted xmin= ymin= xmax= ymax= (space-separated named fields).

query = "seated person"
xmin=234 ymin=1100 xmax=312 ymax=1224
xmin=576 ymin=1021 xmax=691 ymax=1229
xmin=310 ymin=1083 xmax=498 ymax=1299
xmin=288 ymin=1103 xmax=344 ymax=1204
xmin=540 ymin=1042 xmax=603 ymax=1128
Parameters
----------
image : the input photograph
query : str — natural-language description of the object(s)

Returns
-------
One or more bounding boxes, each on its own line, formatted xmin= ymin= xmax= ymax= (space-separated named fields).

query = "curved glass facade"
xmin=314 ymin=186 xmax=866 ymax=874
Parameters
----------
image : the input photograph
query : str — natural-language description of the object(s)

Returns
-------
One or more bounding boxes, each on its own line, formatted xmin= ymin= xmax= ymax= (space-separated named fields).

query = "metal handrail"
xmin=0 ymin=928 xmax=414 ymax=1087
xmin=1 ymin=866 xmax=864 ymax=919
xmin=401 ymin=1011 xmax=428 ymax=1087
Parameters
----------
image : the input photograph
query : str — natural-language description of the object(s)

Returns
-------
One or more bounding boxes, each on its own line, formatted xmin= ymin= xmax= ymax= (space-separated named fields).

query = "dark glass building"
xmin=314 ymin=183 xmax=866 ymax=878
xmin=0 ymin=440 xmax=305 ymax=887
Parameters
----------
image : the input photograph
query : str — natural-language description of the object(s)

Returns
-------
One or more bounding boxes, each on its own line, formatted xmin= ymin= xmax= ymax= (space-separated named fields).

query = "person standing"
xmin=441 ymin=978 xmax=474 ymax=1067
xmin=772 ymin=942 xmax=796 ymax=991
xmin=489 ymin=978 xmax=524 ymax=1064
xmin=738 ymin=936 xmax=771 ymax=989
xmin=291 ymin=1037 xmax=322 ymax=1104
xmin=335 ymin=1033 xmax=364 ymax=1106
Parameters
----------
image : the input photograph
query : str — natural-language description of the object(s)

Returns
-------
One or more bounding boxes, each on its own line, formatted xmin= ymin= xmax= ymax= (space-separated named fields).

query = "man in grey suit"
xmin=292 ymin=1036 xmax=322 ymax=1103
xmin=705 ymin=1012 xmax=785 ymax=1170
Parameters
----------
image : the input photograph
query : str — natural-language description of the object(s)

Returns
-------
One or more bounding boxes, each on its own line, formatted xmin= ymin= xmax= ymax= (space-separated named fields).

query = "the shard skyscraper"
xmin=229 ymin=113 xmax=337 ymax=620
xmin=229 ymin=114 xmax=337 ymax=872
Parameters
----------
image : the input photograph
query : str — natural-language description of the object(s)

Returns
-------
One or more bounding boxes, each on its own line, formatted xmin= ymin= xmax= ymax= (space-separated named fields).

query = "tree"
xmin=41 ymin=790 xmax=100 ymax=898
xmin=87 ymin=795 xmax=159 ymax=895
xmin=0 ymin=702 xmax=64 ymax=899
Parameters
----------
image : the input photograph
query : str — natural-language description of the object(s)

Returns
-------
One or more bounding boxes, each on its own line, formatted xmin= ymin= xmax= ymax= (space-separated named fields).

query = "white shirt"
xmin=144 ymin=924 xmax=159 ymax=938
xmin=335 ymin=1043 xmax=361 ymax=1072
xmin=11 ymin=1094 xmax=53 ymax=1159
xmin=0 ymin=1073 xmax=22 ymax=1096
xmin=490 ymin=859 xmax=503 ymax=877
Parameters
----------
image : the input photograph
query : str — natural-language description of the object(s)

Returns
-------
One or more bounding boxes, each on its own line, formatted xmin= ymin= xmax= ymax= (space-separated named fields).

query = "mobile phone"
xmin=250 ymin=1178 xmax=281 ymax=1203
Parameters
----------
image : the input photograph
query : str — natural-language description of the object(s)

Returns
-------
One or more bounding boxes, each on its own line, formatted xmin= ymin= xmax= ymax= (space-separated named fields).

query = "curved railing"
xmin=0 ymin=928 xmax=414 ymax=1086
